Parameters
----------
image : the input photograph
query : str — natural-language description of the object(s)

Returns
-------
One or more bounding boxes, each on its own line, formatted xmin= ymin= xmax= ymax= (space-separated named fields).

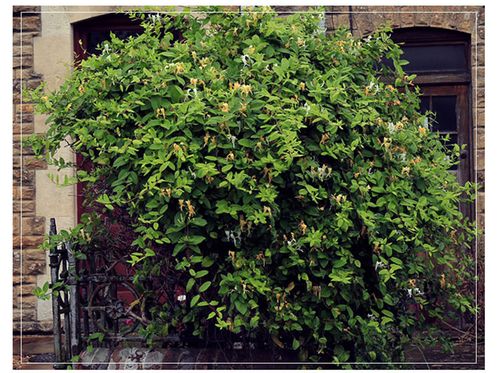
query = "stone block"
xmin=13 ymin=186 xmax=35 ymax=200
xmin=13 ymin=16 xmax=41 ymax=32
xmin=13 ymin=200 xmax=36 ymax=215
xmin=80 ymin=347 xmax=112 ymax=369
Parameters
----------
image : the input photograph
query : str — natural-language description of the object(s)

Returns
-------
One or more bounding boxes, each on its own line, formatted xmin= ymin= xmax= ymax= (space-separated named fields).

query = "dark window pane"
xmin=419 ymin=96 xmax=430 ymax=114
xmin=87 ymin=30 xmax=141 ymax=55
xmin=400 ymin=44 xmax=467 ymax=73
xmin=432 ymin=96 xmax=457 ymax=132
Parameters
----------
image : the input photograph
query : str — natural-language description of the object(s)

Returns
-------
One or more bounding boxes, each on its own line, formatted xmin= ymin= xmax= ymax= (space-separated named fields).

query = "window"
xmin=390 ymin=27 xmax=473 ymax=216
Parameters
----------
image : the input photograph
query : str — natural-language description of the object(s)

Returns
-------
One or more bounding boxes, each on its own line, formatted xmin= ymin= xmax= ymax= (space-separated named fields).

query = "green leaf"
xmin=292 ymin=338 xmax=300 ymax=350
xmin=195 ymin=270 xmax=209 ymax=278
xmin=186 ymin=278 xmax=195 ymax=292
xmin=190 ymin=294 xmax=200 ymax=308
xmin=201 ymin=256 xmax=215 ymax=268
xmin=187 ymin=235 xmax=206 ymax=245
xmin=199 ymin=281 xmax=211 ymax=292
xmin=235 ymin=300 xmax=248 ymax=315
xmin=190 ymin=217 xmax=207 ymax=227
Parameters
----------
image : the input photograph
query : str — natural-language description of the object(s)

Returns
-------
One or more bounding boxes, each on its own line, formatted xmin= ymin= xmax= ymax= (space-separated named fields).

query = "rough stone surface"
xmin=13 ymin=6 xmax=46 ymax=334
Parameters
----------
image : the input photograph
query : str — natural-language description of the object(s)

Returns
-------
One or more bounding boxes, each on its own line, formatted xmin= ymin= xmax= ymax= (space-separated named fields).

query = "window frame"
xmin=390 ymin=27 xmax=471 ymax=85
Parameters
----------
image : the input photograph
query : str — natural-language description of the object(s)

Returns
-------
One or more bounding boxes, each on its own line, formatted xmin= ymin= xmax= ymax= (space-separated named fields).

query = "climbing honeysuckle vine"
xmin=27 ymin=6 xmax=477 ymax=364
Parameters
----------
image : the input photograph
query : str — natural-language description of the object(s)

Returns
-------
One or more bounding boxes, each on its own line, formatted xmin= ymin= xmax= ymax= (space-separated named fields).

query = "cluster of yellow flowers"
xmin=229 ymin=82 xmax=253 ymax=96
xmin=156 ymin=107 xmax=166 ymax=119
xmin=298 ymin=220 xmax=308 ymax=235
xmin=178 ymin=199 xmax=196 ymax=218
xmin=332 ymin=194 xmax=347 ymax=204
xmin=173 ymin=62 xmax=185 ymax=75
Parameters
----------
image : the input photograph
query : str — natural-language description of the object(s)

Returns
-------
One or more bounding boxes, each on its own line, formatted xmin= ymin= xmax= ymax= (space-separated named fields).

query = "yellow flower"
xmin=156 ymin=107 xmax=166 ymax=119
xmin=230 ymin=82 xmax=241 ymax=91
xmin=173 ymin=62 xmax=185 ymax=75
xmin=172 ymin=143 xmax=181 ymax=153
xmin=240 ymin=84 xmax=252 ymax=95
xmin=418 ymin=126 xmax=427 ymax=136
xmin=320 ymin=133 xmax=330 ymax=145
xmin=299 ymin=82 xmax=306 ymax=91
xmin=239 ymin=102 xmax=247 ymax=114
xmin=247 ymin=45 xmax=256 ymax=54
xmin=401 ymin=166 xmax=411 ymax=176
xmin=298 ymin=220 xmax=307 ymax=235
xmin=199 ymin=57 xmax=210 ymax=69
xmin=190 ymin=78 xmax=198 ymax=86
xmin=186 ymin=200 xmax=196 ymax=218
xmin=440 ymin=274 xmax=446 ymax=289
xmin=382 ymin=137 xmax=392 ymax=149
xmin=226 ymin=151 xmax=235 ymax=161
xmin=220 ymin=103 xmax=230 ymax=113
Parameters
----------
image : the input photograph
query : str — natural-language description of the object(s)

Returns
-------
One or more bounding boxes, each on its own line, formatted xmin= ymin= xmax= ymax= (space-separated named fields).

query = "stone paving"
xmin=13 ymin=335 xmax=484 ymax=370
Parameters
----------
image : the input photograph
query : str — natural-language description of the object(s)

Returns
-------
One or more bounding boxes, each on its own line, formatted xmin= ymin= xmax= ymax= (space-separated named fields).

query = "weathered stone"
xmin=476 ymin=67 xmax=484 ymax=88
xmin=20 ymin=217 xmax=45 ymax=236
xmin=13 ymin=32 xmax=37 ymax=46
xmin=13 ymin=282 xmax=36 ymax=297
xmin=477 ymin=149 xmax=484 ymax=171
xmin=474 ymin=88 xmax=485 ymax=109
xmin=15 ymin=216 xmax=46 ymax=236
xmin=13 ymin=44 xmax=33 ymax=57
xmin=14 ymin=68 xmax=39 ymax=80
xmin=143 ymin=350 xmax=167 ymax=369
xmin=13 ymin=308 xmax=37 ymax=322
xmin=80 ymin=347 xmax=112 ymax=369
xmin=430 ymin=13 xmax=446 ymax=27
xmin=400 ymin=7 xmax=415 ymax=26
xmin=13 ymin=168 xmax=35 ymax=186
xmin=13 ymin=200 xmax=36 ymax=215
xmin=13 ymin=274 xmax=37 ymax=286
xmin=15 ymin=103 xmax=34 ymax=114
xmin=476 ymin=127 xmax=484 ymax=150
xmin=476 ymin=109 xmax=485 ymax=128
xmin=330 ymin=14 xmax=350 ymax=29
xmin=13 ymin=16 xmax=41 ymax=32
xmin=13 ymin=335 xmax=54 ymax=356
xmin=23 ymin=156 xmax=47 ymax=170
xmin=13 ymin=55 xmax=33 ymax=69
xmin=477 ymin=192 xmax=485 ymax=214
xmin=13 ymin=320 xmax=53 ymax=333
xmin=13 ymin=236 xmax=45 ymax=248
xmin=13 ymin=6 xmax=41 ymax=14
xmin=13 ymin=186 xmax=35 ymax=200
xmin=13 ymin=294 xmax=37 ymax=310
xmin=414 ymin=12 xmax=431 ymax=27
xmin=13 ymin=141 xmax=34 ymax=156
xmin=14 ymin=113 xmax=35 ymax=125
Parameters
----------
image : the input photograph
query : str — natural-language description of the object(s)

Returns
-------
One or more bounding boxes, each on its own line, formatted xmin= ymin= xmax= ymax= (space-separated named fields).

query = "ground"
xmin=13 ymin=334 xmax=484 ymax=370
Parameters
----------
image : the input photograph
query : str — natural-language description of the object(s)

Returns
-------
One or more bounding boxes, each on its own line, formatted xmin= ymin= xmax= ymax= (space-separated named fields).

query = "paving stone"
xmin=80 ymin=347 xmax=111 ymax=370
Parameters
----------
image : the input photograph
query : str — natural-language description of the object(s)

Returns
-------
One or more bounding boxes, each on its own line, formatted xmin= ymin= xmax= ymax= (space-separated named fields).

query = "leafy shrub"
xmin=28 ymin=7 xmax=476 ymax=364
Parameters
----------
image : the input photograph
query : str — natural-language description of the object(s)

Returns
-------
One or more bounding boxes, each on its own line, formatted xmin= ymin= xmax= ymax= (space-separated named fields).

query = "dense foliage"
xmin=28 ymin=7 xmax=477 ymax=364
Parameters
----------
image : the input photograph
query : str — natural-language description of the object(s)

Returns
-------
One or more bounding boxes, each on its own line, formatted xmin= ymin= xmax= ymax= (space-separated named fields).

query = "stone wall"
xmin=13 ymin=5 xmax=52 ymax=334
